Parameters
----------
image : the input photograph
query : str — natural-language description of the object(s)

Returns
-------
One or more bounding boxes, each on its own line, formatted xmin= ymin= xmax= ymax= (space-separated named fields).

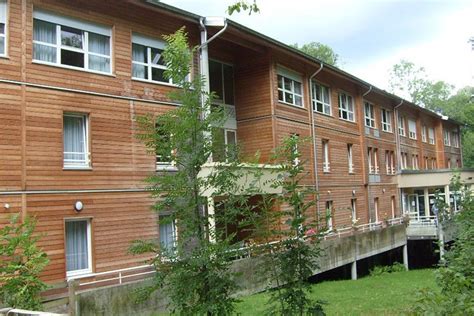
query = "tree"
xmin=412 ymin=175 xmax=474 ymax=314
xmin=227 ymin=0 xmax=259 ymax=15
xmin=291 ymin=42 xmax=339 ymax=66
xmin=0 ymin=215 xmax=49 ymax=310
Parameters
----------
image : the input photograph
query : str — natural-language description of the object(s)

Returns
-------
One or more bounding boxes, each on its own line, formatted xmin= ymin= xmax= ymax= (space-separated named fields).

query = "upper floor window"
xmin=411 ymin=154 xmax=419 ymax=169
xmin=368 ymin=147 xmax=379 ymax=174
xmin=381 ymin=109 xmax=392 ymax=132
xmin=444 ymin=130 xmax=451 ymax=146
xmin=277 ymin=67 xmax=303 ymax=107
xmin=132 ymin=33 xmax=173 ymax=85
xmin=312 ymin=82 xmax=331 ymax=115
xmin=209 ymin=60 xmax=234 ymax=105
xmin=63 ymin=113 xmax=90 ymax=169
xmin=408 ymin=119 xmax=417 ymax=139
xmin=322 ymin=139 xmax=330 ymax=172
xmin=385 ymin=150 xmax=395 ymax=175
xmin=33 ymin=10 xmax=111 ymax=74
xmin=364 ymin=101 xmax=375 ymax=128
xmin=0 ymin=0 xmax=7 ymax=56
xmin=338 ymin=92 xmax=355 ymax=122
xmin=347 ymin=144 xmax=354 ymax=173
xmin=401 ymin=152 xmax=408 ymax=169
xmin=421 ymin=125 xmax=427 ymax=142
xmin=452 ymin=131 xmax=460 ymax=148
xmin=428 ymin=127 xmax=435 ymax=145
xmin=398 ymin=115 xmax=406 ymax=137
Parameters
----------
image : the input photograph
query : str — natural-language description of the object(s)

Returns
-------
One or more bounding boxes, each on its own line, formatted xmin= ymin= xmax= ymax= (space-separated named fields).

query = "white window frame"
xmin=398 ymin=115 xmax=406 ymax=137
xmin=277 ymin=67 xmax=304 ymax=108
xmin=421 ymin=125 xmax=427 ymax=143
xmin=311 ymin=81 xmax=331 ymax=115
xmin=65 ymin=218 xmax=92 ymax=278
xmin=63 ymin=113 xmax=90 ymax=169
xmin=408 ymin=119 xmax=417 ymax=140
xmin=0 ymin=0 xmax=8 ymax=57
xmin=381 ymin=108 xmax=392 ymax=132
xmin=411 ymin=154 xmax=419 ymax=169
xmin=32 ymin=10 xmax=112 ymax=75
xmin=322 ymin=140 xmax=330 ymax=172
xmin=368 ymin=147 xmax=373 ymax=174
xmin=452 ymin=131 xmax=459 ymax=148
xmin=351 ymin=198 xmax=357 ymax=223
xmin=444 ymin=130 xmax=451 ymax=146
xmin=385 ymin=150 xmax=391 ymax=174
xmin=428 ymin=128 xmax=435 ymax=145
xmin=373 ymin=148 xmax=379 ymax=174
xmin=347 ymin=144 xmax=354 ymax=173
xmin=325 ymin=200 xmax=333 ymax=231
xmin=374 ymin=197 xmax=379 ymax=223
xmin=159 ymin=215 xmax=177 ymax=253
xmin=391 ymin=196 xmax=396 ymax=219
xmin=401 ymin=152 xmax=408 ymax=169
xmin=209 ymin=59 xmax=235 ymax=106
xmin=364 ymin=101 xmax=375 ymax=128
xmin=338 ymin=92 xmax=355 ymax=122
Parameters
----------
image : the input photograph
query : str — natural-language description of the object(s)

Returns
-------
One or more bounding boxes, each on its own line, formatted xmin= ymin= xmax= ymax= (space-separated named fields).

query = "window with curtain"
xmin=398 ymin=115 xmax=406 ymax=136
xmin=0 ymin=0 xmax=7 ymax=56
xmin=364 ymin=101 xmax=375 ymax=128
xmin=159 ymin=216 xmax=176 ymax=252
xmin=428 ymin=127 xmax=435 ymax=144
xmin=408 ymin=119 xmax=417 ymax=139
xmin=338 ymin=92 xmax=355 ymax=122
xmin=444 ymin=130 xmax=451 ymax=146
xmin=132 ymin=33 xmax=172 ymax=85
xmin=381 ymin=108 xmax=392 ymax=132
xmin=312 ymin=82 xmax=331 ymax=115
xmin=33 ymin=10 xmax=111 ymax=73
xmin=63 ymin=113 xmax=89 ymax=168
xmin=65 ymin=220 xmax=91 ymax=276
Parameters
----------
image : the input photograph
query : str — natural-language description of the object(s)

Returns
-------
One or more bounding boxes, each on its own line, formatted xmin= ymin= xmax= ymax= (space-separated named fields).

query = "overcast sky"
xmin=162 ymin=0 xmax=474 ymax=93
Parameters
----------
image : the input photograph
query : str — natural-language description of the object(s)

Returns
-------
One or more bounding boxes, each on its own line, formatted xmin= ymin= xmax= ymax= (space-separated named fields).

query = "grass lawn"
xmin=235 ymin=269 xmax=438 ymax=315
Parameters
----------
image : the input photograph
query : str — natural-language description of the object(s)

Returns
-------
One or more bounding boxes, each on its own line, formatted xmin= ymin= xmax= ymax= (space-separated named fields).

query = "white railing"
xmin=387 ymin=217 xmax=403 ymax=226
xmin=408 ymin=215 xmax=437 ymax=227
xmin=357 ymin=221 xmax=383 ymax=232
xmin=323 ymin=226 xmax=353 ymax=240
xmin=0 ymin=308 xmax=64 ymax=316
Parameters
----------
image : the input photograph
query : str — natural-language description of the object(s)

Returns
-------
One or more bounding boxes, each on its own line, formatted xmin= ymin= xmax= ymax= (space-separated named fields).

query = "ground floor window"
xmin=65 ymin=219 xmax=92 ymax=277
xmin=159 ymin=215 xmax=176 ymax=252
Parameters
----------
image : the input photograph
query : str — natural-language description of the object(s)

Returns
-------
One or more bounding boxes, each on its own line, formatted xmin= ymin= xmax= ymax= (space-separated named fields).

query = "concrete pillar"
xmin=444 ymin=184 xmax=450 ymax=207
xmin=402 ymin=244 xmax=409 ymax=270
xmin=351 ymin=261 xmax=357 ymax=280
xmin=207 ymin=196 xmax=216 ymax=243
xmin=424 ymin=188 xmax=430 ymax=217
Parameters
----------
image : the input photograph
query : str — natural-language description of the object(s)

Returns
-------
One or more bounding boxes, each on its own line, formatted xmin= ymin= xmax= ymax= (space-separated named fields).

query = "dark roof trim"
xmin=143 ymin=0 xmax=461 ymax=126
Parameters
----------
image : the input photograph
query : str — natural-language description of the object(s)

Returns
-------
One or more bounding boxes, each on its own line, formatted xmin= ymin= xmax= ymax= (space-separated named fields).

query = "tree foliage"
xmin=291 ymin=42 xmax=339 ymax=66
xmin=412 ymin=175 xmax=474 ymax=314
xmin=0 ymin=215 xmax=49 ymax=310
xmin=227 ymin=0 xmax=260 ymax=15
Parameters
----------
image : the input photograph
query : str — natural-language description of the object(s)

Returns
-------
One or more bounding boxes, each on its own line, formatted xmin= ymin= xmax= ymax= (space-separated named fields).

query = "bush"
xmin=369 ymin=263 xmax=406 ymax=277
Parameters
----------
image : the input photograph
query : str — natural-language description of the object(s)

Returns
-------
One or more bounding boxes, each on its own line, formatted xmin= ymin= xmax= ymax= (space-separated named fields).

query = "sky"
xmin=161 ymin=0 xmax=474 ymax=94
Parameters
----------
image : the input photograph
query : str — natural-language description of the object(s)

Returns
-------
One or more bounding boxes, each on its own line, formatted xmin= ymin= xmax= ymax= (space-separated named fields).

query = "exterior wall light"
xmin=74 ymin=201 xmax=84 ymax=212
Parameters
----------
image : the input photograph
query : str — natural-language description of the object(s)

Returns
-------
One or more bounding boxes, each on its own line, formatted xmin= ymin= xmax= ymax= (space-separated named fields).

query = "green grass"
xmin=236 ymin=269 xmax=438 ymax=315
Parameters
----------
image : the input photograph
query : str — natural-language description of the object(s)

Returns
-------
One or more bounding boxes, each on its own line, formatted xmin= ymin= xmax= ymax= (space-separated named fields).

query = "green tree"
xmin=291 ymin=42 xmax=339 ymax=66
xmin=227 ymin=0 xmax=259 ymax=15
xmin=412 ymin=175 xmax=474 ymax=314
xmin=0 ymin=215 xmax=49 ymax=310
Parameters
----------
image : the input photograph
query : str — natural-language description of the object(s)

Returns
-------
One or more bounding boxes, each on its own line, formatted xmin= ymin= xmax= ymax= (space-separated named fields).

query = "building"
xmin=0 ymin=0 xmax=472 ymax=292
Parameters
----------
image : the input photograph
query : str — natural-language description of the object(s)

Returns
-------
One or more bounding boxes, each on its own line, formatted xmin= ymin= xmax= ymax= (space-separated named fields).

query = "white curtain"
xmin=132 ymin=44 xmax=147 ymax=79
xmin=88 ymin=32 xmax=110 ymax=72
xmin=64 ymin=115 xmax=86 ymax=164
xmin=66 ymin=221 xmax=89 ymax=272
xmin=159 ymin=218 xmax=175 ymax=251
xmin=33 ymin=19 xmax=57 ymax=62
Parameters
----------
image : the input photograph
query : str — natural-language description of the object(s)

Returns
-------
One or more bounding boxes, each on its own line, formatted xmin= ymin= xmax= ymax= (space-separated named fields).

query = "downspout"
xmin=394 ymin=99 xmax=404 ymax=217
xmin=362 ymin=85 xmax=372 ymax=221
xmin=362 ymin=85 xmax=372 ymax=97
xmin=309 ymin=62 xmax=323 ymax=225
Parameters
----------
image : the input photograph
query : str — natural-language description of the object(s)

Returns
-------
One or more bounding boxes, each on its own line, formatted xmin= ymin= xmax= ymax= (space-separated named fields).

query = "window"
xmin=374 ymin=149 xmax=379 ymax=174
xmin=322 ymin=140 xmax=330 ymax=172
xmin=364 ymin=101 xmax=375 ymax=128
xmin=386 ymin=150 xmax=395 ymax=175
xmin=277 ymin=67 xmax=303 ymax=107
xmin=132 ymin=33 xmax=175 ymax=85
xmin=444 ymin=130 xmax=450 ymax=146
xmin=381 ymin=109 xmax=392 ymax=132
xmin=398 ymin=115 xmax=406 ymax=137
xmin=33 ymin=10 xmax=111 ymax=73
xmin=338 ymin=92 xmax=355 ymax=122
xmin=374 ymin=198 xmax=379 ymax=222
xmin=351 ymin=199 xmax=357 ymax=223
xmin=431 ymin=158 xmax=437 ymax=169
xmin=391 ymin=196 xmax=396 ymax=218
xmin=401 ymin=152 xmax=408 ymax=169
xmin=424 ymin=156 xmax=429 ymax=169
xmin=411 ymin=154 xmax=419 ymax=169
xmin=291 ymin=134 xmax=300 ymax=166
xmin=210 ymin=60 xmax=234 ymax=105
xmin=325 ymin=201 xmax=333 ymax=231
xmin=63 ymin=113 xmax=90 ymax=169
xmin=428 ymin=127 xmax=434 ymax=145
xmin=159 ymin=215 xmax=176 ymax=253
xmin=212 ymin=128 xmax=238 ymax=162
xmin=311 ymin=82 xmax=331 ymax=115
xmin=65 ymin=219 xmax=92 ymax=277
xmin=347 ymin=144 xmax=354 ymax=173
xmin=368 ymin=147 xmax=373 ymax=174
xmin=368 ymin=147 xmax=379 ymax=174
xmin=421 ymin=125 xmax=427 ymax=143
xmin=155 ymin=123 xmax=176 ymax=170
xmin=0 ymin=0 xmax=7 ymax=56
xmin=408 ymin=119 xmax=417 ymax=139
xmin=452 ymin=131 xmax=459 ymax=148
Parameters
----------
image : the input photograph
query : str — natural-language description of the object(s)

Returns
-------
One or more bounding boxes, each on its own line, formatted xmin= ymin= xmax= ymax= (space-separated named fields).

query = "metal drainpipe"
xmin=309 ymin=62 xmax=324 ymax=224
xmin=362 ymin=86 xmax=372 ymax=222
xmin=394 ymin=99 xmax=404 ymax=173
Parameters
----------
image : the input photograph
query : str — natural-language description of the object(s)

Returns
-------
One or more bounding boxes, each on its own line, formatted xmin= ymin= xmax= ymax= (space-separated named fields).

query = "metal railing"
xmin=408 ymin=215 xmax=437 ymax=227
xmin=387 ymin=217 xmax=403 ymax=226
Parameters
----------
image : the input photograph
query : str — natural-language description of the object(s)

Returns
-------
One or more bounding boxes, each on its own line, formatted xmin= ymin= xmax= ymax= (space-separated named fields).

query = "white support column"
xmin=207 ymin=196 xmax=216 ymax=243
xmin=402 ymin=244 xmax=409 ymax=270
xmin=351 ymin=261 xmax=357 ymax=280
xmin=424 ymin=188 xmax=430 ymax=217
xmin=444 ymin=184 xmax=450 ymax=206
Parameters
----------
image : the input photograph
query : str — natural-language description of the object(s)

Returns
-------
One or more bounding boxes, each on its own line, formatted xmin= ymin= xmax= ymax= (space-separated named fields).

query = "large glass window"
xmin=159 ymin=215 xmax=176 ymax=253
xmin=63 ymin=113 xmax=90 ymax=168
xmin=311 ymin=82 xmax=331 ymax=115
xmin=209 ymin=60 xmax=234 ymax=105
xmin=0 ymin=0 xmax=7 ymax=56
xmin=132 ymin=34 xmax=172 ymax=85
xmin=277 ymin=67 xmax=303 ymax=107
xmin=364 ymin=101 xmax=375 ymax=128
xmin=381 ymin=109 xmax=392 ymax=132
xmin=33 ymin=10 xmax=111 ymax=73
xmin=65 ymin=219 xmax=92 ymax=276
xmin=408 ymin=119 xmax=417 ymax=139
xmin=338 ymin=92 xmax=355 ymax=122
